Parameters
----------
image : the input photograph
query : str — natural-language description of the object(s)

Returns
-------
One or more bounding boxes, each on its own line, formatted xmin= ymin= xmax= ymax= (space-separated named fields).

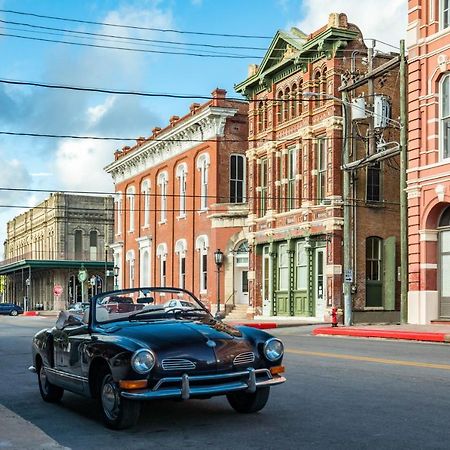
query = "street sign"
xmin=53 ymin=284 xmax=63 ymax=296
xmin=78 ymin=269 xmax=88 ymax=283
xmin=344 ymin=269 xmax=353 ymax=283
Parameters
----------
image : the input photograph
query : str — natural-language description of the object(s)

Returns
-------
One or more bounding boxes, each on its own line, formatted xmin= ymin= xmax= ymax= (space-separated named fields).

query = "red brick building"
xmin=407 ymin=0 xmax=450 ymax=323
xmin=235 ymin=13 xmax=401 ymax=322
xmin=105 ymin=89 xmax=248 ymax=313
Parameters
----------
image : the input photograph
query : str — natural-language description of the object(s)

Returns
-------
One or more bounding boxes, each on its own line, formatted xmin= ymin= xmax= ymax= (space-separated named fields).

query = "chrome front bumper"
xmin=121 ymin=368 xmax=286 ymax=401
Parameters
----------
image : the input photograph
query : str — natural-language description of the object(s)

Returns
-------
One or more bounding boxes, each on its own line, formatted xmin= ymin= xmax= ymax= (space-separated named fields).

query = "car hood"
xmin=99 ymin=319 xmax=258 ymax=373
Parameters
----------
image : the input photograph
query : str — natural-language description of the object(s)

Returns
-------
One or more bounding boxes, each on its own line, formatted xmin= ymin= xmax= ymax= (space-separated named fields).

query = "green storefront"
xmin=259 ymin=237 xmax=327 ymax=317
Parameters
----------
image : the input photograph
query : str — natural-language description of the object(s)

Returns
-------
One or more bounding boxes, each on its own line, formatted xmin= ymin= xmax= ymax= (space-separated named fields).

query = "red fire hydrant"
xmin=330 ymin=307 xmax=338 ymax=327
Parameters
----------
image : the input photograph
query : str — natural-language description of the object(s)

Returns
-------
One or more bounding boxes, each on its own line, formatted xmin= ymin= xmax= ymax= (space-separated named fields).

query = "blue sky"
xmin=0 ymin=0 xmax=407 ymax=254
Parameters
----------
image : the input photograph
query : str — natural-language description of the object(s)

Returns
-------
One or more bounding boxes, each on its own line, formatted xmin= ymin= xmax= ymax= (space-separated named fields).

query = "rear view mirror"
xmin=137 ymin=297 xmax=154 ymax=304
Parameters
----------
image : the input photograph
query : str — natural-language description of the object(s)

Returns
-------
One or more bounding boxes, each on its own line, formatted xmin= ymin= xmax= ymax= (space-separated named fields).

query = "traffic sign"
xmin=53 ymin=284 xmax=63 ymax=296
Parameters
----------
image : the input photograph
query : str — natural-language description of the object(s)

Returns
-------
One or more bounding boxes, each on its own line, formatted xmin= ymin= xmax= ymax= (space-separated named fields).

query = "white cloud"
xmin=53 ymin=139 xmax=115 ymax=192
xmin=296 ymin=0 xmax=407 ymax=51
xmin=86 ymin=97 xmax=117 ymax=128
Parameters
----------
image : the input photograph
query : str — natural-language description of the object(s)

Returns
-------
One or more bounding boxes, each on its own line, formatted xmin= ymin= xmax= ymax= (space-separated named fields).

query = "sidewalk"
xmin=225 ymin=317 xmax=323 ymax=329
xmin=313 ymin=323 xmax=450 ymax=343
xmin=0 ymin=404 xmax=69 ymax=450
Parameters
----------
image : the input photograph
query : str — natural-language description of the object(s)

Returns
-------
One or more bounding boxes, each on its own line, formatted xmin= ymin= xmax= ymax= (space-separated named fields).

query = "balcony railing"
xmin=0 ymin=250 xmax=113 ymax=267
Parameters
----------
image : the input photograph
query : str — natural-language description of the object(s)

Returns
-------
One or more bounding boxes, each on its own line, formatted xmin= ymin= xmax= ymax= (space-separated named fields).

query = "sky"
xmin=0 ymin=0 xmax=407 ymax=256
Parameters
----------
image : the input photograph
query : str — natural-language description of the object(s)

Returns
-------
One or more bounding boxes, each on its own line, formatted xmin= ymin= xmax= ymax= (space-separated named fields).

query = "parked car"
xmin=67 ymin=302 xmax=90 ymax=314
xmin=0 ymin=302 xmax=24 ymax=316
xmin=30 ymin=287 xmax=286 ymax=430
xmin=163 ymin=298 xmax=196 ymax=311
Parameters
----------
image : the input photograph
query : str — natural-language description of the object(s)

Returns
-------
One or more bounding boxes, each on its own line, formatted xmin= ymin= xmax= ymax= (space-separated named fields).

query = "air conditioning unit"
xmin=374 ymin=95 xmax=391 ymax=129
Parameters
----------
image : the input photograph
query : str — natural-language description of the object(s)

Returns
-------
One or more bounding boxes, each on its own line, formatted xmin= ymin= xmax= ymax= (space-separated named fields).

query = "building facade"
xmin=0 ymin=193 xmax=114 ymax=310
xmin=407 ymin=0 xmax=450 ymax=323
xmin=105 ymin=89 xmax=248 ymax=314
xmin=235 ymin=13 xmax=401 ymax=322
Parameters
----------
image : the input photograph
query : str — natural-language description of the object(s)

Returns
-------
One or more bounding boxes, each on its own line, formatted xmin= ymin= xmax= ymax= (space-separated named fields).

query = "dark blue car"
xmin=0 ymin=303 xmax=24 ymax=316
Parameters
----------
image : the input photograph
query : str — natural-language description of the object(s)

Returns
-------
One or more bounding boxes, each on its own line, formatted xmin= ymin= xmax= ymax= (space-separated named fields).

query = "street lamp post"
xmin=113 ymin=265 xmax=119 ymax=290
xmin=214 ymin=249 xmax=224 ymax=318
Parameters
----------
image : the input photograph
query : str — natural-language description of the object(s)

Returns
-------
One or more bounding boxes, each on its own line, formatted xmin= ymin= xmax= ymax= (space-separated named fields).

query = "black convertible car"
xmin=30 ymin=287 xmax=286 ymax=429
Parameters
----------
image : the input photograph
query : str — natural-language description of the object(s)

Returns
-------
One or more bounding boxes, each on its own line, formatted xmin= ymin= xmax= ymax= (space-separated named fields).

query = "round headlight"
xmin=263 ymin=338 xmax=284 ymax=361
xmin=131 ymin=349 xmax=155 ymax=374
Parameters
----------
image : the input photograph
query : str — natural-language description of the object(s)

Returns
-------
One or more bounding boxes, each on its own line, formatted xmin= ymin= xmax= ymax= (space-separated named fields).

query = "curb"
xmin=23 ymin=311 xmax=39 ymax=316
xmin=313 ymin=327 xmax=449 ymax=343
xmin=229 ymin=322 xmax=321 ymax=329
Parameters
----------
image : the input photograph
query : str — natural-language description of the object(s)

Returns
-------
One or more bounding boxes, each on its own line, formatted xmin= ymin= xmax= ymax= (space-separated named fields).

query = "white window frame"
xmin=197 ymin=153 xmax=210 ymax=211
xmin=230 ymin=154 xmax=246 ymax=203
xmin=126 ymin=250 xmax=135 ymax=288
xmin=141 ymin=179 xmax=150 ymax=228
xmin=175 ymin=239 xmax=187 ymax=289
xmin=157 ymin=243 xmax=168 ymax=287
xmin=157 ymin=171 xmax=168 ymax=223
xmin=195 ymin=235 xmax=209 ymax=293
xmin=176 ymin=163 xmax=187 ymax=218
xmin=440 ymin=74 xmax=450 ymax=160
xmin=278 ymin=244 xmax=289 ymax=291
xmin=140 ymin=248 xmax=150 ymax=286
xmin=126 ymin=186 xmax=135 ymax=232
xmin=296 ymin=241 xmax=307 ymax=290
xmin=441 ymin=0 xmax=450 ymax=29
xmin=115 ymin=192 xmax=123 ymax=235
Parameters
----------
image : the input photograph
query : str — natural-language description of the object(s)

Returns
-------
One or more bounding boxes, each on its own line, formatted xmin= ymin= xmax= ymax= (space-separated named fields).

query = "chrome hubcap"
xmin=102 ymin=377 xmax=119 ymax=420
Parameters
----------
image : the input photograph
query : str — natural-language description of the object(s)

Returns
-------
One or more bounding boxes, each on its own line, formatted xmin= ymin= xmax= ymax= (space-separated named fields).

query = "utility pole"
xmin=399 ymin=40 xmax=409 ymax=323
xmin=342 ymin=90 xmax=353 ymax=326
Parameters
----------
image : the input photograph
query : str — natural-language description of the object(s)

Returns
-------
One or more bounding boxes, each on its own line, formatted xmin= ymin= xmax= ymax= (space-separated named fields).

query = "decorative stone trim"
xmin=419 ymin=229 xmax=438 ymax=241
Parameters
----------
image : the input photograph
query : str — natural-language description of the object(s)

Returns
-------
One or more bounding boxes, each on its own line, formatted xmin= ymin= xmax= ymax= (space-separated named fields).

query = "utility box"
xmin=374 ymin=95 xmax=391 ymax=128
xmin=351 ymin=97 xmax=367 ymax=120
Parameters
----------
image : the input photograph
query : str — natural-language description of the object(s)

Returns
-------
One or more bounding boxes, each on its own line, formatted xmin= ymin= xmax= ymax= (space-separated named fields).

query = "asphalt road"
xmin=1 ymin=316 xmax=450 ymax=450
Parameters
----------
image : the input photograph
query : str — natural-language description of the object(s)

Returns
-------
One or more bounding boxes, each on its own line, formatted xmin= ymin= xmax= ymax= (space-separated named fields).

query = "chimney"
xmin=328 ymin=13 xmax=348 ymax=29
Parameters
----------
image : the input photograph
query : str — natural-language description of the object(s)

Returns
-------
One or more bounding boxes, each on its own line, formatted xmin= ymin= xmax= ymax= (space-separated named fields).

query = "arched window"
xmin=126 ymin=186 xmax=135 ymax=232
xmin=298 ymin=80 xmax=303 ymax=115
xmin=74 ymin=230 xmax=82 ymax=259
xmin=314 ymin=71 xmax=321 ymax=108
xmin=439 ymin=206 xmax=450 ymax=227
xmin=126 ymin=250 xmax=135 ymax=288
xmin=196 ymin=235 xmax=209 ymax=292
xmin=175 ymin=239 xmax=187 ymax=289
xmin=140 ymin=248 xmax=150 ymax=286
xmin=157 ymin=171 xmax=168 ymax=223
xmin=257 ymin=101 xmax=264 ymax=132
xmin=176 ymin=163 xmax=187 ymax=218
xmin=320 ymin=67 xmax=327 ymax=103
xmin=440 ymin=73 xmax=450 ymax=160
xmin=197 ymin=153 xmax=210 ymax=210
xmin=141 ymin=179 xmax=150 ymax=227
xmin=284 ymin=87 xmax=290 ymax=121
xmin=157 ymin=243 xmax=168 ymax=287
xmin=230 ymin=154 xmax=246 ymax=203
xmin=277 ymin=91 xmax=284 ymax=124
xmin=115 ymin=192 xmax=123 ymax=235
xmin=89 ymin=230 xmax=98 ymax=260
xmin=291 ymin=84 xmax=297 ymax=118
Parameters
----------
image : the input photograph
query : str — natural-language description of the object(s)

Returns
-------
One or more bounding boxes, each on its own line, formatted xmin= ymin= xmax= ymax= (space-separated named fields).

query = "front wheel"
xmin=9 ymin=309 xmax=18 ymax=316
xmin=38 ymin=363 xmax=64 ymax=403
xmin=227 ymin=387 xmax=270 ymax=413
xmin=99 ymin=373 xmax=141 ymax=430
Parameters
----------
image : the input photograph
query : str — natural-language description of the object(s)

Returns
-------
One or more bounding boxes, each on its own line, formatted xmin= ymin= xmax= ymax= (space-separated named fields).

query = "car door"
xmin=53 ymin=323 xmax=90 ymax=394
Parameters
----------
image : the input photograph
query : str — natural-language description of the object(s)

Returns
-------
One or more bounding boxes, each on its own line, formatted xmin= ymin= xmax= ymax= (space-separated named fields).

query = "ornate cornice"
xmin=105 ymin=106 xmax=238 ymax=184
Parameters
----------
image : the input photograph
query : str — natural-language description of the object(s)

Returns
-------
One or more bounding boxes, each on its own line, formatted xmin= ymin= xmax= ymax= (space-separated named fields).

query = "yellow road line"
xmin=286 ymin=349 xmax=450 ymax=371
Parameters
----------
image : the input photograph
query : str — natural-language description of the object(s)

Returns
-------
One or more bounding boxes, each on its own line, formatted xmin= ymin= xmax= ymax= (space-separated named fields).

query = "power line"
xmin=0 ymin=130 xmax=365 ymax=142
xmin=0 ymin=32 xmax=258 ymax=59
xmin=0 ymin=18 xmax=268 ymax=51
xmin=0 ymin=8 xmax=272 ymax=39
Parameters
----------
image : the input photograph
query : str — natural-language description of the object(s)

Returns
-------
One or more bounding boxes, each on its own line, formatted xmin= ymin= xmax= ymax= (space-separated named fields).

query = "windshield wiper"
xmin=128 ymin=307 xmax=166 ymax=320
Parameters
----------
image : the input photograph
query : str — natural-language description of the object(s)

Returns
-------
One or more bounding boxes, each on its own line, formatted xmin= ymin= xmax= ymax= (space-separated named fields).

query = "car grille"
xmin=233 ymin=352 xmax=255 ymax=366
xmin=161 ymin=358 xmax=196 ymax=371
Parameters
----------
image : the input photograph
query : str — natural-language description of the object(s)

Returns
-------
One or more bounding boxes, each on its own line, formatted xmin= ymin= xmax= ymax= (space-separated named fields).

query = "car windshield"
xmin=92 ymin=287 xmax=212 ymax=324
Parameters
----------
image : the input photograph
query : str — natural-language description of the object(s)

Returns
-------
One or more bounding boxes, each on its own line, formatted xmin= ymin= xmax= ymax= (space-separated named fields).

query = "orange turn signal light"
xmin=119 ymin=379 xmax=148 ymax=390
xmin=270 ymin=365 xmax=285 ymax=375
